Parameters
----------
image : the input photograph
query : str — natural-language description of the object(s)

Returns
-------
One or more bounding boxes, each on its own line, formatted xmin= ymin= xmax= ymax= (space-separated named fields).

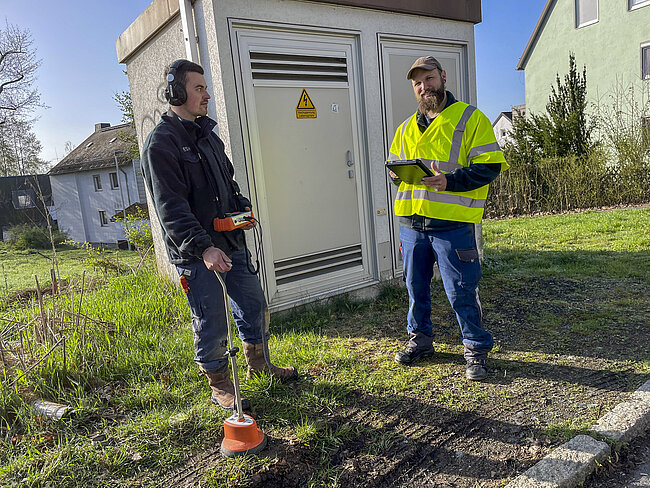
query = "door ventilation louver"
xmin=274 ymin=244 xmax=362 ymax=285
xmin=250 ymin=52 xmax=348 ymax=82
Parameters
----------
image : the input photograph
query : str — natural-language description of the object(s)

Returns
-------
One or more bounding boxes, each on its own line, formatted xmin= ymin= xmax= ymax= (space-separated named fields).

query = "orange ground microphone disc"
xmin=221 ymin=412 xmax=267 ymax=457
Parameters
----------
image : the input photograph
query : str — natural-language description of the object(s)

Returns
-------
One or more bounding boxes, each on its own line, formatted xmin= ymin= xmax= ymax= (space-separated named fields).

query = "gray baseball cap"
xmin=407 ymin=56 xmax=443 ymax=80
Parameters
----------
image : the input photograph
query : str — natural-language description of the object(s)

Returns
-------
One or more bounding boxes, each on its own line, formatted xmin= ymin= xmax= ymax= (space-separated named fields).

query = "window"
xmin=93 ymin=174 xmax=102 ymax=191
xmin=575 ymin=0 xmax=598 ymax=28
xmin=500 ymin=130 xmax=507 ymax=137
xmin=643 ymin=44 xmax=650 ymax=80
xmin=629 ymin=0 xmax=650 ymax=10
xmin=109 ymin=172 xmax=119 ymax=189
xmin=99 ymin=210 xmax=108 ymax=226
xmin=12 ymin=190 xmax=35 ymax=209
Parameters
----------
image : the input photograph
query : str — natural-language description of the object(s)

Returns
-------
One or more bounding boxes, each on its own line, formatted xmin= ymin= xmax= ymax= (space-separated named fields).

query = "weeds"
xmin=0 ymin=208 xmax=648 ymax=486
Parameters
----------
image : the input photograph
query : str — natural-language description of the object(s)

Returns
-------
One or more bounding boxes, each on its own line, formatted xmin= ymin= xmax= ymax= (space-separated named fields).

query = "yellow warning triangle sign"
xmin=296 ymin=89 xmax=317 ymax=119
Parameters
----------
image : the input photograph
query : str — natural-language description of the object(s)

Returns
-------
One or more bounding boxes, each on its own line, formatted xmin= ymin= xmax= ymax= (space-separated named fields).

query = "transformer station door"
xmin=233 ymin=27 xmax=372 ymax=306
xmin=379 ymin=38 xmax=469 ymax=276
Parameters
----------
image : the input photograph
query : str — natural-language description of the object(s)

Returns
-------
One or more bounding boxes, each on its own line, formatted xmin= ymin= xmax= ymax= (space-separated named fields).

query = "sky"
xmin=2 ymin=0 xmax=548 ymax=167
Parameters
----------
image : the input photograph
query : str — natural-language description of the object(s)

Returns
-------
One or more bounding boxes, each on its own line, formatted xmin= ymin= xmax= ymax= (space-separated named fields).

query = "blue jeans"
xmin=175 ymin=250 xmax=267 ymax=373
xmin=400 ymin=224 xmax=493 ymax=356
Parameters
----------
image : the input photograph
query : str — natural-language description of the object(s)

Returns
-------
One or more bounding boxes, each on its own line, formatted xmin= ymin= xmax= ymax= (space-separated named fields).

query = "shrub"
xmin=6 ymin=224 xmax=68 ymax=250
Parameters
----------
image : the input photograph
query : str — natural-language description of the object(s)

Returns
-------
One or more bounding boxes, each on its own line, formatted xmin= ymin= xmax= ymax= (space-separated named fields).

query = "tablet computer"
xmin=385 ymin=159 xmax=433 ymax=184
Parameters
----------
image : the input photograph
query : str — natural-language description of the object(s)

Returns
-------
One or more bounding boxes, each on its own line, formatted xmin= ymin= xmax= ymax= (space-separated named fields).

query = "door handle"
xmin=346 ymin=150 xmax=354 ymax=167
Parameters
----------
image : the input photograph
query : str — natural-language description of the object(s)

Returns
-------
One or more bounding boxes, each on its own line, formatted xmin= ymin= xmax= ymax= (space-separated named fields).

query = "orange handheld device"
xmin=213 ymin=210 xmax=255 ymax=232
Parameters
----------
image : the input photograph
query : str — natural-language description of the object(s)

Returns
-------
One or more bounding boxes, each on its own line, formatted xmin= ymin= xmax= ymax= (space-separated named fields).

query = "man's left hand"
xmin=421 ymin=166 xmax=447 ymax=191
xmin=241 ymin=207 xmax=255 ymax=230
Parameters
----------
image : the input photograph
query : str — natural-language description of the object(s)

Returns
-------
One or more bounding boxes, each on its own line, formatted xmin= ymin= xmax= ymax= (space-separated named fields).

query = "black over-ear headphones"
xmin=164 ymin=59 xmax=187 ymax=106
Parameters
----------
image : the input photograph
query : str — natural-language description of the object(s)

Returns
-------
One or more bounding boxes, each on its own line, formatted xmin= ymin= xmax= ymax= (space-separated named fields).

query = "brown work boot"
xmin=202 ymin=367 xmax=250 ymax=411
xmin=242 ymin=342 xmax=298 ymax=381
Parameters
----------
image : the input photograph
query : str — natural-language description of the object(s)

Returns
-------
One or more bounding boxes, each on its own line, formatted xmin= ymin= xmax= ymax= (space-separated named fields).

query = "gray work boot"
xmin=202 ymin=366 xmax=251 ymax=411
xmin=465 ymin=358 xmax=488 ymax=381
xmin=242 ymin=342 xmax=298 ymax=381
xmin=463 ymin=344 xmax=490 ymax=381
xmin=394 ymin=331 xmax=434 ymax=365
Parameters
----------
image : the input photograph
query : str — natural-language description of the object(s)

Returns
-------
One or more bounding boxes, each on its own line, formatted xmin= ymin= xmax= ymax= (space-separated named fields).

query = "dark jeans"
xmin=175 ymin=250 xmax=267 ymax=372
xmin=400 ymin=224 xmax=493 ymax=357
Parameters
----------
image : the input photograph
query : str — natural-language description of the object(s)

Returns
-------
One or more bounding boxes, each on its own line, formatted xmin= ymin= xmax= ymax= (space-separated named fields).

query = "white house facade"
xmin=49 ymin=123 xmax=146 ymax=247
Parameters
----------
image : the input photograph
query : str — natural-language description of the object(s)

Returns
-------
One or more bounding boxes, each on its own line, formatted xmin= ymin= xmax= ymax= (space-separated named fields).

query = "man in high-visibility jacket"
xmin=388 ymin=56 xmax=509 ymax=380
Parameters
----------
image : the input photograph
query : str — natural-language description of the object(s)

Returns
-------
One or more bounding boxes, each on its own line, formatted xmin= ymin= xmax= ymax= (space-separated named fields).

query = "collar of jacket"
xmin=163 ymin=109 xmax=217 ymax=141
xmin=416 ymin=90 xmax=457 ymax=132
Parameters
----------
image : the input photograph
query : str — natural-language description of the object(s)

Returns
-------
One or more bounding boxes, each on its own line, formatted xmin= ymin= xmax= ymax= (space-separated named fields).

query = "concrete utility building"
xmin=116 ymin=0 xmax=482 ymax=310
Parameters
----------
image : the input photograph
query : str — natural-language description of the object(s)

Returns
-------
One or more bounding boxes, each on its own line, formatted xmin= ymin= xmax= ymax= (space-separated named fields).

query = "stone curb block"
xmin=591 ymin=380 xmax=650 ymax=443
xmin=505 ymin=435 xmax=610 ymax=488
xmin=505 ymin=380 xmax=650 ymax=488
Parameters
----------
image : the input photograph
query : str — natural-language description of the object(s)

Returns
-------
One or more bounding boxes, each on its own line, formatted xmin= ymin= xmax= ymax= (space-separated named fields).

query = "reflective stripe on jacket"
xmin=389 ymin=102 xmax=508 ymax=223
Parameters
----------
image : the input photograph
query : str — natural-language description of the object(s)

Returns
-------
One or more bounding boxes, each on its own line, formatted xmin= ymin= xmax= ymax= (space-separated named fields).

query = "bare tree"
xmin=0 ymin=119 xmax=46 ymax=175
xmin=114 ymin=87 xmax=139 ymax=159
xmin=0 ymin=21 xmax=42 ymax=124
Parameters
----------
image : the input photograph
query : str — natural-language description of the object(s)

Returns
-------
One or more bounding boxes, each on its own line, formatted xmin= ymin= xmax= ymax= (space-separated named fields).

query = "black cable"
xmin=243 ymin=216 xmax=262 ymax=275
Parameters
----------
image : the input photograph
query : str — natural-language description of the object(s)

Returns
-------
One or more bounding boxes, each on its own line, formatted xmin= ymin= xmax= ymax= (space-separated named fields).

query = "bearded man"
xmin=387 ymin=56 xmax=509 ymax=380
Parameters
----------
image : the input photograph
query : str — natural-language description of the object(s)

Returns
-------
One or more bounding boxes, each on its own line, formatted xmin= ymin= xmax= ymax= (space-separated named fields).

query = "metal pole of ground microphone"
xmin=262 ymin=308 xmax=272 ymax=370
xmin=214 ymin=270 xmax=243 ymax=419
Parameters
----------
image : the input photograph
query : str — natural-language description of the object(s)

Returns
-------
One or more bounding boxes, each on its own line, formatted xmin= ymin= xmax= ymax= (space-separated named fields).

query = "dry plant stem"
xmin=18 ymin=331 xmax=27 ymax=370
xmin=10 ymin=337 xmax=64 ymax=388
xmin=35 ymin=176 xmax=61 ymax=287
xmin=2 ymin=263 xmax=7 ymax=296
xmin=136 ymin=245 xmax=155 ymax=272
xmin=0 ymin=338 xmax=6 ymax=370
xmin=78 ymin=271 xmax=86 ymax=368
xmin=34 ymin=274 xmax=46 ymax=343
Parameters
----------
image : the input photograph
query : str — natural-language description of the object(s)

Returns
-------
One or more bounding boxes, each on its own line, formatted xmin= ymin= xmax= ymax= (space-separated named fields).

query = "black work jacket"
xmin=141 ymin=110 xmax=251 ymax=264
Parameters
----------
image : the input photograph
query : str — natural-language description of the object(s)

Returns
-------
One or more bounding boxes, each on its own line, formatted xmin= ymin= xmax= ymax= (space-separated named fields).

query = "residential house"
xmin=517 ymin=0 xmax=650 ymax=120
xmin=117 ymin=0 xmax=483 ymax=310
xmin=48 ymin=123 xmax=145 ymax=247
xmin=0 ymin=174 xmax=53 ymax=241
xmin=493 ymin=104 xmax=526 ymax=147
xmin=493 ymin=112 xmax=513 ymax=147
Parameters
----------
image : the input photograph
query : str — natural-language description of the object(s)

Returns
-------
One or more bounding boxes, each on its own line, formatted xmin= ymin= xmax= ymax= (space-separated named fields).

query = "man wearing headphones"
xmin=141 ymin=59 xmax=297 ymax=412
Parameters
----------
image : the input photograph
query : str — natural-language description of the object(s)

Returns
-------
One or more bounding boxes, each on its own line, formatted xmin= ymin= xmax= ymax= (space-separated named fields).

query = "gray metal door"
xmin=379 ymin=38 xmax=469 ymax=275
xmin=234 ymin=28 xmax=371 ymax=307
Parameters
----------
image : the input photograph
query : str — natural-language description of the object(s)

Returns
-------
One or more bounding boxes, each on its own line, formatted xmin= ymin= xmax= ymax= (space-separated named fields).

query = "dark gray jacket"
xmin=141 ymin=110 xmax=251 ymax=264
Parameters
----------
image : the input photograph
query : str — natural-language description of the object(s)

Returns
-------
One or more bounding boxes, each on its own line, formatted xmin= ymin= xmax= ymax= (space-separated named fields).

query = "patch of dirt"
xmin=157 ymin=272 xmax=649 ymax=488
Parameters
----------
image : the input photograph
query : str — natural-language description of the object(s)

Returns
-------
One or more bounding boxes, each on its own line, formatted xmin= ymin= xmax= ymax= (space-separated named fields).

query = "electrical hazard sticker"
xmin=296 ymin=89 xmax=317 ymax=119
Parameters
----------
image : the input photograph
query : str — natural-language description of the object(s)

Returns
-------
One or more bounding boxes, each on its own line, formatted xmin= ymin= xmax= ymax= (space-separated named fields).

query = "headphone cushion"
xmin=166 ymin=60 xmax=188 ymax=106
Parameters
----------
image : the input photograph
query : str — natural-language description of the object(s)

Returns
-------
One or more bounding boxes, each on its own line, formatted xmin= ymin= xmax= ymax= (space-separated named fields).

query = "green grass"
xmin=482 ymin=207 xmax=650 ymax=278
xmin=0 ymin=207 xmax=648 ymax=486
xmin=0 ymin=241 xmax=144 ymax=297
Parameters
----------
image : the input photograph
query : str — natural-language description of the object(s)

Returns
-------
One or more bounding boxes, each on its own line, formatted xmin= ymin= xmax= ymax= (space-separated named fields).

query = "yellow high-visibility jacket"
xmin=389 ymin=102 xmax=508 ymax=223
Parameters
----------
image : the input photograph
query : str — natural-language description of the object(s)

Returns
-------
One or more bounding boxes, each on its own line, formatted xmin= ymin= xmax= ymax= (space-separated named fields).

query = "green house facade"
xmin=517 ymin=0 xmax=650 ymax=117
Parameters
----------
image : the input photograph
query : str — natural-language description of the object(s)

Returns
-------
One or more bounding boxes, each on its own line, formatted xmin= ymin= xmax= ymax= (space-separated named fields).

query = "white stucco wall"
xmin=51 ymin=163 xmax=142 ymax=245
xmin=493 ymin=114 xmax=513 ymax=147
